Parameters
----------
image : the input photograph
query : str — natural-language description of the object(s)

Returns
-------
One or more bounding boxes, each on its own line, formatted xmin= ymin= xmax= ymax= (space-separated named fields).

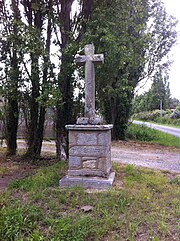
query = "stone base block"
xmin=59 ymin=172 xmax=115 ymax=190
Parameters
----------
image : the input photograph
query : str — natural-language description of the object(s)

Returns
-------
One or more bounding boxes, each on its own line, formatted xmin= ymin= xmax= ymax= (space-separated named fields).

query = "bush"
xmin=132 ymin=109 xmax=180 ymax=126
xmin=175 ymin=104 xmax=180 ymax=112
xmin=127 ymin=123 xmax=180 ymax=147
xmin=170 ymin=111 xmax=180 ymax=119
xmin=132 ymin=110 xmax=161 ymax=121
xmin=156 ymin=116 xmax=180 ymax=126
xmin=127 ymin=124 xmax=156 ymax=142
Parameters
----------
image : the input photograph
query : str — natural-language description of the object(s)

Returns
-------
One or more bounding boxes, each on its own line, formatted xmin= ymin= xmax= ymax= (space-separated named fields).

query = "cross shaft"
xmin=75 ymin=44 xmax=104 ymax=119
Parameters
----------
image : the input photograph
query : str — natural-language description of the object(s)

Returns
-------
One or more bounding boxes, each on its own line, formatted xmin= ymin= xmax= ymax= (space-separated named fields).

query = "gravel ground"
xmin=112 ymin=141 xmax=180 ymax=173
xmin=15 ymin=140 xmax=180 ymax=173
xmin=1 ymin=140 xmax=180 ymax=173
xmin=1 ymin=140 xmax=179 ymax=190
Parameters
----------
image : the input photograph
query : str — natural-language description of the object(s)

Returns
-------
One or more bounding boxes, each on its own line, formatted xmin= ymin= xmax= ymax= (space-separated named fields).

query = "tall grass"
xmin=0 ymin=162 xmax=179 ymax=240
xmin=155 ymin=116 xmax=180 ymax=127
xmin=127 ymin=123 xmax=180 ymax=147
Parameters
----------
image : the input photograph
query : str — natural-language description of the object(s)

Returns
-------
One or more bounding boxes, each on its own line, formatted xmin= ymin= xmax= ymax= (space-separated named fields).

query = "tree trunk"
xmin=6 ymin=98 xmax=19 ymax=156
xmin=55 ymin=0 xmax=74 ymax=159
xmin=25 ymin=53 xmax=40 ymax=158
xmin=6 ymin=48 xmax=19 ymax=156
xmin=55 ymin=0 xmax=94 ymax=159
xmin=6 ymin=0 xmax=20 ymax=155
xmin=56 ymin=61 xmax=74 ymax=159
xmin=24 ymin=1 xmax=52 ymax=159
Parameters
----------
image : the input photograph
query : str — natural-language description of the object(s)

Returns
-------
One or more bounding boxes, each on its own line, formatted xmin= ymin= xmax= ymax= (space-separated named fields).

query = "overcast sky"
xmin=162 ymin=0 xmax=180 ymax=100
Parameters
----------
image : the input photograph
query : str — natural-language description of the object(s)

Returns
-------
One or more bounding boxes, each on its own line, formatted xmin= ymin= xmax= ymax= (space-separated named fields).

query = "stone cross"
xmin=75 ymin=44 xmax=104 ymax=120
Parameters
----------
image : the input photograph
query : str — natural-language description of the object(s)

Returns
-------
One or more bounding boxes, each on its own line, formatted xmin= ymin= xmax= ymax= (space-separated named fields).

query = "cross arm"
xmin=92 ymin=54 xmax=104 ymax=64
xmin=75 ymin=55 xmax=86 ymax=66
xmin=75 ymin=53 xmax=104 ymax=66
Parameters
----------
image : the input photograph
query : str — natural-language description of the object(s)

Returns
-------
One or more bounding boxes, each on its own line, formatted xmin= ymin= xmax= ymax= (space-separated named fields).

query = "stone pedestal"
xmin=59 ymin=124 xmax=115 ymax=189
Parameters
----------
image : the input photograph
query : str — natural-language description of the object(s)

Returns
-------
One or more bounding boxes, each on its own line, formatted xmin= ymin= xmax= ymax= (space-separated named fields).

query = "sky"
xmin=161 ymin=0 xmax=180 ymax=100
xmin=72 ymin=0 xmax=180 ymax=100
xmin=137 ymin=0 xmax=180 ymax=100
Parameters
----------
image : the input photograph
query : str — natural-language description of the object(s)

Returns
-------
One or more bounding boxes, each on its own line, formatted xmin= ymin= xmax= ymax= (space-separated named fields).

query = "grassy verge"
xmin=152 ymin=120 xmax=180 ymax=129
xmin=127 ymin=123 xmax=180 ymax=148
xmin=133 ymin=119 xmax=180 ymax=129
xmin=0 ymin=161 xmax=179 ymax=241
xmin=132 ymin=110 xmax=180 ymax=128
xmin=151 ymin=117 xmax=180 ymax=128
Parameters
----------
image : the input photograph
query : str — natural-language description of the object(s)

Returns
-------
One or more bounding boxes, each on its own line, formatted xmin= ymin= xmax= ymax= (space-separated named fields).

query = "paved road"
xmin=133 ymin=120 xmax=180 ymax=138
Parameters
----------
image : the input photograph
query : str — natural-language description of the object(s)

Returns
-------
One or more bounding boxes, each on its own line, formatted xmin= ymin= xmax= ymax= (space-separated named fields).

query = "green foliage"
xmin=169 ymin=176 xmax=180 ymax=185
xmin=133 ymin=109 xmax=161 ymax=121
xmin=81 ymin=0 xmax=148 ymax=139
xmin=81 ymin=0 xmax=177 ymax=140
xmin=127 ymin=123 xmax=180 ymax=147
xmin=0 ymin=204 xmax=42 ymax=240
xmin=0 ymin=0 xmax=178 ymax=154
xmin=127 ymin=123 xmax=157 ymax=141
xmin=0 ymin=161 xmax=179 ymax=240
xmin=9 ymin=161 xmax=66 ymax=192
xmin=169 ymin=97 xmax=180 ymax=109
xmin=155 ymin=116 xmax=180 ymax=126
xmin=176 ymin=104 xmax=180 ymax=112
xmin=132 ymin=71 xmax=171 ymax=114
xmin=132 ymin=109 xmax=180 ymax=126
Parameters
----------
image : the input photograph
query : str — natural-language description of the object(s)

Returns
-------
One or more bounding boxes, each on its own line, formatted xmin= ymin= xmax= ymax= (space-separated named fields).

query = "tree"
xmin=0 ymin=0 xmax=177 ymax=158
xmin=148 ymin=71 xmax=171 ymax=110
xmin=53 ymin=0 xmax=94 ymax=159
xmin=80 ymin=0 xmax=177 ymax=139
xmin=0 ymin=0 xmax=94 ymax=159
xmin=132 ymin=70 xmax=171 ymax=113
xmin=0 ymin=0 xmax=21 ymax=155
xmin=0 ymin=0 xmax=55 ymax=159
xmin=169 ymin=97 xmax=180 ymax=109
xmin=21 ymin=0 xmax=54 ymax=159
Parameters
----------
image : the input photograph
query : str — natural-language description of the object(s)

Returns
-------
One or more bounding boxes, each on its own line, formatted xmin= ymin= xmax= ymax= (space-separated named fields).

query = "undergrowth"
xmin=127 ymin=123 xmax=180 ymax=147
xmin=0 ymin=161 xmax=179 ymax=241
xmin=132 ymin=110 xmax=180 ymax=127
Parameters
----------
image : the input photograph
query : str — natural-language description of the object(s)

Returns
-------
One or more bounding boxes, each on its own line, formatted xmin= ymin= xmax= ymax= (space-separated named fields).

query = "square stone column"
xmin=59 ymin=124 xmax=115 ymax=189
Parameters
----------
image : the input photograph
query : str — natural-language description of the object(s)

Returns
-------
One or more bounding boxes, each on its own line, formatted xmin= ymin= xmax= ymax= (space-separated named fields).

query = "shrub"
xmin=132 ymin=110 xmax=161 ymax=121
xmin=175 ymin=104 xmax=180 ymax=112
xmin=132 ymin=109 xmax=180 ymax=126
xmin=127 ymin=124 xmax=156 ymax=142
xmin=170 ymin=111 xmax=180 ymax=119
xmin=156 ymin=116 xmax=180 ymax=126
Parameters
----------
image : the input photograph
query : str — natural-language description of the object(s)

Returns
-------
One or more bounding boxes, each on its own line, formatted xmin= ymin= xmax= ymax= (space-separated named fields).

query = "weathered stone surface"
xmin=82 ymin=157 xmax=97 ymax=161
xmin=69 ymin=131 xmax=77 ymax=146
xmin=64 ymin=125 xmax=113 ymax=183
xmin=102 ymin=148 xmax=111 ymax=173
xmin=75 ymin=44 xmax=104 ymax=121
xmin=60 ymin=172 xmax=115 ymax=189
xmin=66 ymin=124 xmax=113 ymax=131
xmin=77 ymin=133 xmax=97 ymax=145
xmin=59 ymin=44 xmax=114 ymax=189
xmin=68 ymin=169 xmax=109 ymax=178
xmin=76 ymin=117 xmax=103 ymax=125
xmin=98 ymin=156 xmax=111 ymax=174
xmin=69 ymin=146 xmax=106 ymax=157
xmin=98 ymin=132 xmax=111 ymax=146
xmin=82 ymin=160 xmax=97 ymax=169
xmin=98 ymin=158 xmax=105 ymax=170
xmin=88 ymin=117 xmax=103 ymax=125
xmin=69 ymin=156 xmax=82 ymax=169
xmin=76 ymin=117 xmax=89 ymax=125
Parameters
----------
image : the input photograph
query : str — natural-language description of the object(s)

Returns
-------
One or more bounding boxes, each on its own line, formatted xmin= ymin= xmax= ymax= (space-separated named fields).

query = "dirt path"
xmin=40 ymin=140 xmax=180 ymax=173
xmin=112 ymin=141 xmax=180 ymax=173
xmin=0 ymin=140 xmax=180 ymax=191
xmin=0 ymin=156 xmax=37 ymax=190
